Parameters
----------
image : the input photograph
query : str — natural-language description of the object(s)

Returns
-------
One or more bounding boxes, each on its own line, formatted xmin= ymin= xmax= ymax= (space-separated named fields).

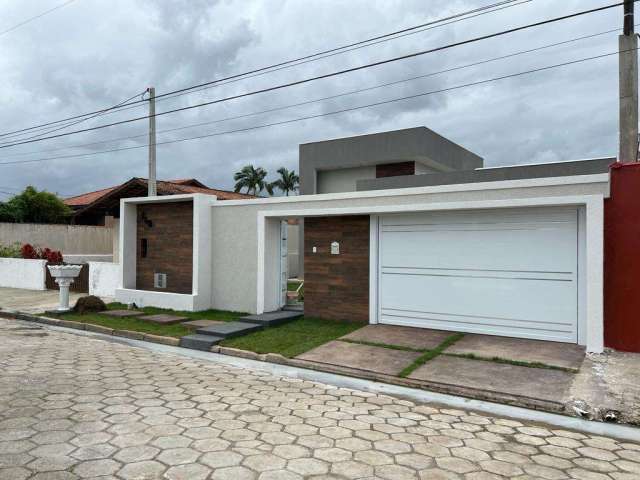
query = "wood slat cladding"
xmin=304 ymin=216 xmax=369 ymax=323
xmin=376 ymin=161 xmax=415 ymax=178
xmin=136 ymin=201 xmax=193 ymax=294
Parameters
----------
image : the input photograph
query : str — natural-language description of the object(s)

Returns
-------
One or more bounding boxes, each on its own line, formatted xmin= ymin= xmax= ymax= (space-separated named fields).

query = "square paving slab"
xmin=181 ymin=319 xmax=225 ymax=329
xmin=340 ymin=324 xmax=455 ymax=350
xmin=296 ymin=340 xmax=421 ymax=376
xmin=408 ymin=355 xmax=573 ymax=402
xmin=444 ymin=334 xmax=585 ymax=370
xmin=100 ymin=309 xmax=144 ymax=318
xmin=138 ymin=314 xmax=188 ymax=325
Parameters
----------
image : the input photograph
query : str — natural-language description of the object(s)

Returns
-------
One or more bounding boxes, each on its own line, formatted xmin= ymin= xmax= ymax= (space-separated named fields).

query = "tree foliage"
xmin=269 ymin=167 xmax=299 ymax=196
xmin=0 ymin=186 xmax=72 ymax=224
xmin=233 ymin=165 xmax=273 ymax=195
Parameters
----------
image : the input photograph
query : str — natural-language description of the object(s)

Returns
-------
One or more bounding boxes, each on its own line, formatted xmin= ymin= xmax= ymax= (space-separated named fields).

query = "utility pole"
xmin=147 ymin=87 xmax=157 ymax=195
xmin=619 ymin=0 xmax=638 ymax=162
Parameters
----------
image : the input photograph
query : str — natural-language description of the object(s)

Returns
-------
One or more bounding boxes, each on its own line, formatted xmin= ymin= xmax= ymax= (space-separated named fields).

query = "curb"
xmin=2 ymin=310 xmax=565 ymax=416
xmin=0 ymin=310 xmax=180 ymax=347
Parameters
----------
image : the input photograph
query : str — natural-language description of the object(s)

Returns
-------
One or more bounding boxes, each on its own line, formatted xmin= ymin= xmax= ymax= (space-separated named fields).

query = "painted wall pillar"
xmin=604 ymin=163 xmax=640 ymax=352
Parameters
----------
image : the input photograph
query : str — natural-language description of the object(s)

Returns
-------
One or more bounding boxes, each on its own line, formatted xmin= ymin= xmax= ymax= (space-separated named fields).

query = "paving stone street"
xmin=1 ymin=318 xmax=639 ymax=480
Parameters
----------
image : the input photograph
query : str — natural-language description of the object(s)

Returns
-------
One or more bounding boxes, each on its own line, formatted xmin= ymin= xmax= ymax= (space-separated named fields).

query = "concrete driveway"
xmin=1 ymin=318 xmax=639 ymax=480
xmin=0 ymin=287 xmax=112 ymax=314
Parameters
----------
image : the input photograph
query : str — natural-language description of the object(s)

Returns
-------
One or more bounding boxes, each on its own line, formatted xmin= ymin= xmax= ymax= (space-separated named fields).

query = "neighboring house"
xmin=65 ymin=177 xmax=252 ymax=225
xmin=64 ymin=177 xmax=254 ymax=261
xmin=112 ymin=125 xmax=639 ymax=355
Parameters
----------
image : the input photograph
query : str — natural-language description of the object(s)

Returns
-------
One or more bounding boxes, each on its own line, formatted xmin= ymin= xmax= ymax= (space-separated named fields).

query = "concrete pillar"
xmin=619 ymin=34 xmax=638 ymax=162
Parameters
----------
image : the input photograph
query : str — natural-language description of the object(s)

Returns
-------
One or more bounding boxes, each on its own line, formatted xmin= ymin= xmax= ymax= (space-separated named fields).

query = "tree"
xmin=0 ymin=186 xmax=72 ymax=224
xmin=233 ymin=165 xmax=272 ymax=195
xmin=270 ymin=167 xmax=299 ymax=196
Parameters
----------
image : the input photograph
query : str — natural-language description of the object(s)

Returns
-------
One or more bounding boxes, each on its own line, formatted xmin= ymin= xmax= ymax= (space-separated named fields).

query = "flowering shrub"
xmin=20 ymin=243 xmax=37 ymax=259
xmin=20 ymin=243 xmax=64 ymax=264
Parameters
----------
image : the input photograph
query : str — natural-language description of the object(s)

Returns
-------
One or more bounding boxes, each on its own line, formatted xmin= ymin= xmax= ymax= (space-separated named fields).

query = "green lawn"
xmin=48 ymin=302 xmax=246 ymax=339
xmin=221 ymin=317 xmax=363 ymax=358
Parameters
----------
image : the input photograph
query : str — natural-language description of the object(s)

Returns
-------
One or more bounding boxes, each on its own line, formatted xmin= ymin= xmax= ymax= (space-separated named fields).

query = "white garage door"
xmin=378 ymin=207 xmax=578 ymax=343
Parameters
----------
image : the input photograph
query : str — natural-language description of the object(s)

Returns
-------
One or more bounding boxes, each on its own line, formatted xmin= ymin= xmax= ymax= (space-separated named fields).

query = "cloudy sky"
xmin=0 ymin=0 xmax=626 ymax=198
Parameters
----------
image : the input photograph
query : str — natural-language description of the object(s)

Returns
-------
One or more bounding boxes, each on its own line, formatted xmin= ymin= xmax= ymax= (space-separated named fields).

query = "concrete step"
xmin=240 ymin=310 xmax=303 ymax=326
xmin=179 ymin=334 xmax=223 ymax=351
xmin=196 ymin=321 xmax=263 ymax=339
xmin=282 ymin=304 xmax=304 ymax=312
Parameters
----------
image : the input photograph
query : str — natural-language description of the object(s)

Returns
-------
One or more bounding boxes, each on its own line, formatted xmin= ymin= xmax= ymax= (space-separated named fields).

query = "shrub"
xmin=73 ymin=296 xmax=107 ymax=314
xmin=21 ymin=243 xmax=38 ymax=259
xmin=20 ymin=243 xmax=64 ymax=263
xmin=0 ymin=242 xmax=21 ymax=258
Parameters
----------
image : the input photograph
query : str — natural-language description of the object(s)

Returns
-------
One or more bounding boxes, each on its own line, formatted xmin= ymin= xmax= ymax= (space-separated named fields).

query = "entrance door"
xmin=280 ymin=220 xmax=288 ymax=308
xmin=377 ymin=207 xmax=579 ymax=343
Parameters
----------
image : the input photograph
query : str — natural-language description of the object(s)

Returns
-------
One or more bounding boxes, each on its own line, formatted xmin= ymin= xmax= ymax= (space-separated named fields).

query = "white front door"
xmin=280 ymin=220 xmax=288 ymax=308
xmin=377 ymin=207 xmax=579 ymax=343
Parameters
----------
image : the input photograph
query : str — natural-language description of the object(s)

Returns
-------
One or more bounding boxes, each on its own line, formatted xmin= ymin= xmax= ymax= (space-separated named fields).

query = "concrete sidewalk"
xmin=0 ymin=287 xmax=112 ymax=313
xmin=297 ymin=325 xmax=640 ymax=426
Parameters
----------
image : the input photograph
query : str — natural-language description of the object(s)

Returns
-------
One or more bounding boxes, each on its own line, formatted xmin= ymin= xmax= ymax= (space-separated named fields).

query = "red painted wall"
xmin=604 ymin=163 xmax=640 ymax=352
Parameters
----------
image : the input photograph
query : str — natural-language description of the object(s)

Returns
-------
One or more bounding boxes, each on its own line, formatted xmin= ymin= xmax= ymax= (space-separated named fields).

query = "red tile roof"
xmin=64 ymin=178 xmax=253 ymax=208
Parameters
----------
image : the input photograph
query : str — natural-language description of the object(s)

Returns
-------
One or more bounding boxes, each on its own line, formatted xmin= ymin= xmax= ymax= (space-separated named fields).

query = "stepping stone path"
xmin=181 ymin=319 xmax=225 ymax=329
xmin=100 ymin=310 xmax=145 ymax=318
xmin=138 ymin=314 xmax=188 ymax=325
xmin=180 ymin=310 xmax=303 ymax=351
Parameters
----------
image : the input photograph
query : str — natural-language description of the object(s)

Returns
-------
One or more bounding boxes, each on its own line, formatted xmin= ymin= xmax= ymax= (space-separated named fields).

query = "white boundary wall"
xmin=88 ymin=262 xmax=120 ymax=298
xmin=0 ymin=258 xmax=47 ymax=290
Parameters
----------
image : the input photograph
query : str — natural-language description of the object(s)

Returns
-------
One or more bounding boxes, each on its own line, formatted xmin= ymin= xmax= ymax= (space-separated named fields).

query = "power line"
xmin=1 ymin=25 xmax=624 ymax=160
xmin=151 ymin=0 xmax=532 ymax=102
xmin=0 ymin=90 xmax=147 ymax=147
xmin=0 ymin=0 xmax=77 ymax=37
xmin=0 ymin=0 xmax=534 ymax=139
xmin=0 ymin=1 xmax=627 ymax=151
xmin=0 ymin=48 xmax=626 ymax=167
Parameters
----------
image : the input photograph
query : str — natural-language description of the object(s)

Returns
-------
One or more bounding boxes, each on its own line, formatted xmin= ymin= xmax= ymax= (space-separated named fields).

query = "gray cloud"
xmin=0 ymin=0 xmax=626 ymax=198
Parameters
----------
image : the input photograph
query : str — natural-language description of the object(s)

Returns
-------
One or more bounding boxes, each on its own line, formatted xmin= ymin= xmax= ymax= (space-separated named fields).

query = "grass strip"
xmin=106 ymin=302 xmax=246 ymax=321
xmin=339 ymin=338 xmax=425 ymax=353
xmin=47 ymin=302 xmax=246 ymax=338
xmin=444 ymin=352 xmax=576 ymax=373
xmin=221 ymin=317 xmax=362 ymax=358
xmin=398 ymin=333 xmax=465 ymax=377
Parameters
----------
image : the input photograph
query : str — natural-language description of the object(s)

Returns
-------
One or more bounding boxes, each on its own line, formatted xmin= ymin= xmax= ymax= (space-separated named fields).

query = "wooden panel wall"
xmin=304 ymin=215 xmax=369 ymax=323
xmin=376 ymin=161 xmax=415 ymax=178
xmin=136 ymin=201 xmax=193 ymax=294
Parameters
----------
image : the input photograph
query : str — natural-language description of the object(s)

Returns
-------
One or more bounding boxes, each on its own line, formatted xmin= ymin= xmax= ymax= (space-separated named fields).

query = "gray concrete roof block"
xmin=356 ymin=157 xmax=613 ymax=191
xmin=299 ymin=127 xmax=484 ymax=194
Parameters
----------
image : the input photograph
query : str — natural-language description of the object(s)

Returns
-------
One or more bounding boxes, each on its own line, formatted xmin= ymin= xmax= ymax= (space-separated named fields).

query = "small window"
xmin=141 ymin=238 xmax=148 ymax=258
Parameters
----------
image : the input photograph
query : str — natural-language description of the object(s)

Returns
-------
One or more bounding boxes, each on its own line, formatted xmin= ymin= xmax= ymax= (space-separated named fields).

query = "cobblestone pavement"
xmin=1 ymin=319 xmax=639 ymax=480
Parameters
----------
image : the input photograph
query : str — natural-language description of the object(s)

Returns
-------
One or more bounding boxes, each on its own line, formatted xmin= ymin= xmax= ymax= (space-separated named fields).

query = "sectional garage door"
xmin=377 ymin=207 xmax=579 ymax=343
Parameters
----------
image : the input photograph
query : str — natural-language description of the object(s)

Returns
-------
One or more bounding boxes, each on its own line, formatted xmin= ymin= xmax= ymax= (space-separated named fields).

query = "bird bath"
xmin=47 ymin=264 xmax=82 ymax=312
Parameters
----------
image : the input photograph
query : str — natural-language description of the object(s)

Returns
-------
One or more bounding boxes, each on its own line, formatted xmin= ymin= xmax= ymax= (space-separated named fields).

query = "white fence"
xmin=88 ymin=262 xmax=120 ymax=298
xmin=0 ymin=222 xmax=113 ymax=255
xmin=0 ymin=258 xmax=47 ymax=290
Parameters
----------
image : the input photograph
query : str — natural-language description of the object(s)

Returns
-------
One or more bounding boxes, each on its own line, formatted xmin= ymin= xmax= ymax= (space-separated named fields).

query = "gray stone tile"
xmin=138 ymin=314 xmax=188 ymax=325
xmin=341 ymin=325 xmax=455 ymax=350
xmin=444 ymin=334 xmax=585 ymax=370
xmin=408 ymin=355 xmax=573 ymax=402
xmin=181 ymin=319 xmax=225 ymax=329
xmin=296 ymin=341 xmax=420 ymax=376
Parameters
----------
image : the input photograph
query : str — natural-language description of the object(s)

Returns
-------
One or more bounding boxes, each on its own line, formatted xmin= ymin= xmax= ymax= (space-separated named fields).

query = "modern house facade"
xmin=110 ymin=125 xmax=640 ymax=355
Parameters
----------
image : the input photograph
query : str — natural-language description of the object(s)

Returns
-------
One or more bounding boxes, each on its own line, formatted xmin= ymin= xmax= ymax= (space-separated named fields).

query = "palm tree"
xmin=270 ymin=167 xmax=299 ymax=196
xmin=233 ymin=165 xmax=272 ymax=195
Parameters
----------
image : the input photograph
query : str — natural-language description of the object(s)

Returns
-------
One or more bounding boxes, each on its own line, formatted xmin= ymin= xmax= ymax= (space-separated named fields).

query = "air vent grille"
xmin=154 ymin=273 xmax=167 ymax=289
